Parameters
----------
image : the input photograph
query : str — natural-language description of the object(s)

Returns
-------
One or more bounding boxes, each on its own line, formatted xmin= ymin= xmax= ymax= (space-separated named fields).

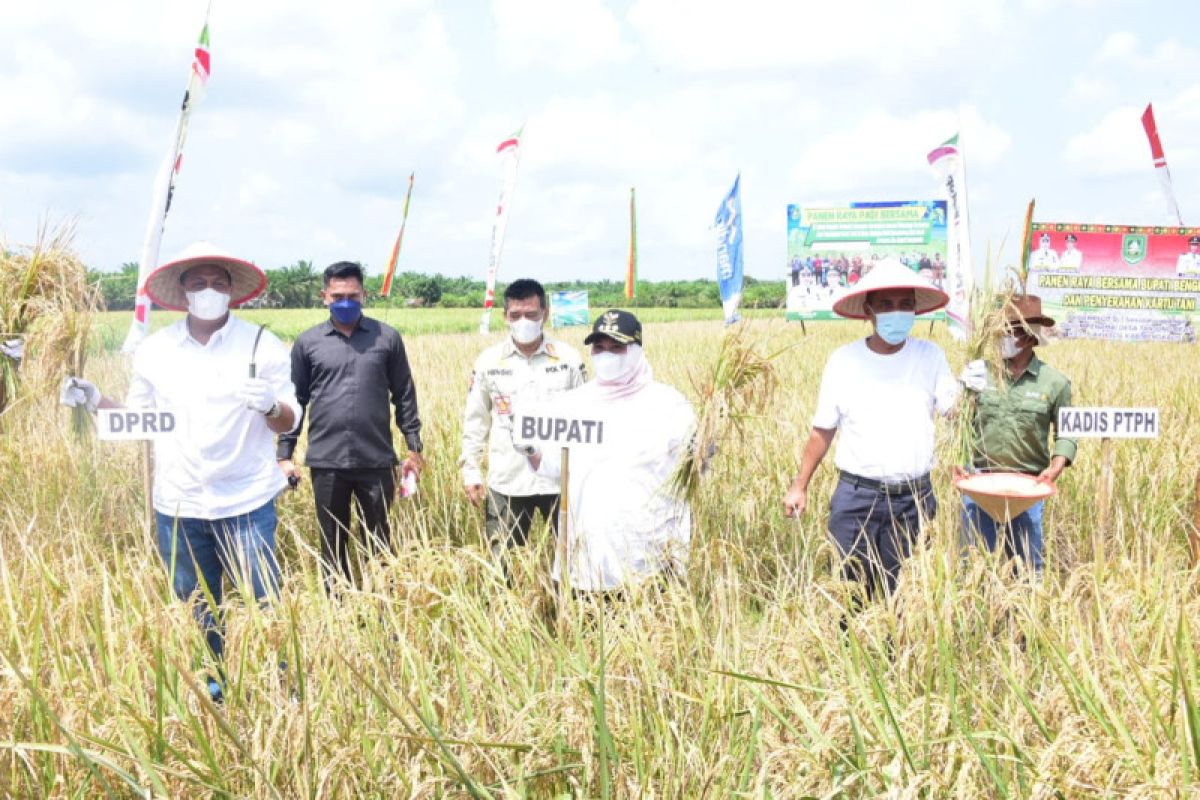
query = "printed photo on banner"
xmin=785 ymin=200 xmax=951 ymax=322
xmin=550 ymin=290 xmax=590 ymax=328
xmin=1027 ymin=223 xmax=1200 ymax=342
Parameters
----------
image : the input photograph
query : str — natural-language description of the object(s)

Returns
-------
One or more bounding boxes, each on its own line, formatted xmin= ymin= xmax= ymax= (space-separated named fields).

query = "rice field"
xmin=2 ymin=307 xmax=1200 ymax=797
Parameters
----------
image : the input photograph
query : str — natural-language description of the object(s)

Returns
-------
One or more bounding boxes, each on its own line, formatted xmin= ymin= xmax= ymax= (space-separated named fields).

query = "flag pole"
xmin=122 ymin=5 xmax=213 ymax=354
xmin=381 ymin=172 xmax=415 ymax=300
xmin=124 ymin=4 xmax=213 ymax=541
xmin=1142 ymin=103 xmax=1185 ymax=226
xmin=626 ymin=187 xmax=637 ymax=301
xmin=481 ymin=126 xmax=524 ymax=335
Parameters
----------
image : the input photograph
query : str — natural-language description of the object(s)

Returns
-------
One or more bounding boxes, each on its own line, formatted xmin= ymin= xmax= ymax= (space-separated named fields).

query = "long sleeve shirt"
xmin=277 ymin=316 xmax=421 ymax=468
xmin=534 ymin=380 xmax=695 ymax=592
xmin=459 ymin=335 xmax=585 ymax=496
xmin=127 ymin=315 xmax=298 ymax=519
xmin=971 ymin=355 xmax=1077 ymax=475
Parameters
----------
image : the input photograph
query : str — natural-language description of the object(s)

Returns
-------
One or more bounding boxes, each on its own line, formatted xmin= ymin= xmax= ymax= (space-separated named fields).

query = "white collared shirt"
xmin=534 ymin=380 xmax=695 ymax=592
xmin=126 ymin=315 xmax=298 ymax=519
xmin=812 ymin=337 xmax=958 ymax=482
xmin=459 ymin=334 xmax=586 ymax=496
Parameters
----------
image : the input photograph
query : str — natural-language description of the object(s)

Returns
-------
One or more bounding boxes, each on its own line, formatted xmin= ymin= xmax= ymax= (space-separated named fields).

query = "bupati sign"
xmin=1028 ymin=223 xmax=1200 ymax=342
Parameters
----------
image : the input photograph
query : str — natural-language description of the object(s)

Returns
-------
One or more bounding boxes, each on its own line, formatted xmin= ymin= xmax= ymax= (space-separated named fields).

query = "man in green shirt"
xmin=958 ymin=294 xmax=1077 ymax=572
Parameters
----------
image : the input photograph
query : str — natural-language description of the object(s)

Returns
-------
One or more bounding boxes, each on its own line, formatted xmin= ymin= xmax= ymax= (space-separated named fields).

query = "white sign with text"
xmin=1057 ymin=407 xmax=1159 ymax=439
xmin=512 ymin=399 xmax=614 ymax=449
xmin=97 ymin=408 xmax=185 ymax=441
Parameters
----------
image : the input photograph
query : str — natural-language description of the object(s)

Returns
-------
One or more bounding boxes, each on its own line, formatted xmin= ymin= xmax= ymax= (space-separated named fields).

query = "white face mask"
xmin=591 ymin=351 xmax=628 ymax=382
xmin=186 ymin=288 xmax=231 ymax=321
xmin=509 ymin=316 xmax=543 ymax=345
xmin=1000 ymin=335 xmax=1022 ymax=360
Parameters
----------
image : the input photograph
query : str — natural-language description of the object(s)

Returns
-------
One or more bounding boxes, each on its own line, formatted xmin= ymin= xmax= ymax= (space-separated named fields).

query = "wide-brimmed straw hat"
xmin=145 ymin=241 xmax=267 ymax=312
xmin=1004 ymin=293 xmax=1056 ymax=329
xmin=831 ymin=258 xmax=949 ymax=319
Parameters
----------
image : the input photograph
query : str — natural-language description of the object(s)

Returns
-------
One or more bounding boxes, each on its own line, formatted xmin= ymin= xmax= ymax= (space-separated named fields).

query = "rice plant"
xmin=0 ymin=302 xmax=1197 ymax=796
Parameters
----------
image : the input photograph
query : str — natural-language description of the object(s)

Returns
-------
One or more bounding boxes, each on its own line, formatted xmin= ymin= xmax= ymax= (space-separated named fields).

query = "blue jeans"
xmin=155 ymin=499 xmax=280 ymax=661
xmin=960 ymin=496 xmax=1044 ymax=573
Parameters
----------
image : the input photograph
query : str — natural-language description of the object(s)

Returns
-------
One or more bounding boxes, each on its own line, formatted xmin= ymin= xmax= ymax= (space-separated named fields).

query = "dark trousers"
xmin=486 ymin=490 xmax=558 ymax=579
xmin=310 ymin=468 xmax=395 ymax=589
xmin=827 ymin=473 xmax=936 ymax=599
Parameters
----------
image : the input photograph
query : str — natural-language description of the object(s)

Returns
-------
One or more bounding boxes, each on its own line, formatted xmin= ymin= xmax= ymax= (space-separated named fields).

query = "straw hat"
xmin=1004 ymin=293 xmax=1055 ymax=329
xmin=831 ymin=258 xmax=948 ymax=319
xmin=144 ymin=241 xmax=267 ymax=312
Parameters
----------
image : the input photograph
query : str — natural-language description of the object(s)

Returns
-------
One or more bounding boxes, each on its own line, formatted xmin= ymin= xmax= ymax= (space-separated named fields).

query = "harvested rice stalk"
xmin=0 ymin=221 xmax=103 ymax=432
xmin=670 ymin=323 xmax=780 ymax=504
xmin=955 ymin=244 xmax=1015 ymax=469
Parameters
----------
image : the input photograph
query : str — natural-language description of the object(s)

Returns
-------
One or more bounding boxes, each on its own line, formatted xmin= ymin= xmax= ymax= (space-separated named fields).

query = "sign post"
xmin=1057 ymin=407 xmax=1160 ymax=559
xmin=557 ymin=448 xmax=570 ymax=633
xmin=514 ymin=404 xmax=613 ymax=630
xmin=1191 ymin=472 xmax=1200 ymax=571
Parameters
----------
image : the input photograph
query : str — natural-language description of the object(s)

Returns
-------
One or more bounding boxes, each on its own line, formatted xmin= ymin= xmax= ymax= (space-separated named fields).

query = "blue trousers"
xmin=827 ymin=477 xmax=936 ymax=599
xmin=155 ymin=499 xmax=280 ymax=661
xmin=960 ymin=496 xmax=1044 ymax=573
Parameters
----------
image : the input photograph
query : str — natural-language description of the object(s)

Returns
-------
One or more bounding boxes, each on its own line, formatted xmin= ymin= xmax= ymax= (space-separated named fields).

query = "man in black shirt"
xmin=278 ymin=261 xmax=423 ymax=589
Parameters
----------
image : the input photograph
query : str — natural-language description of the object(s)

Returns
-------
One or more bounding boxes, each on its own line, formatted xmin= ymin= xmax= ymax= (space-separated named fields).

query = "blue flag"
xmin=715 ymin=174 xmax=744 ymax=324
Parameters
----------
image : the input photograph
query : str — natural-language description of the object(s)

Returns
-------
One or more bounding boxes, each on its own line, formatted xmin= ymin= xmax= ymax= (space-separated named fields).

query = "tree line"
xmin=89 ymin=261 xmax=787 ymax=311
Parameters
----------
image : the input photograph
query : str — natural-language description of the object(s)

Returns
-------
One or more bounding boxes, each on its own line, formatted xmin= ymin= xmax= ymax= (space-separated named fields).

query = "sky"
xmin=2 ymin=0 xmax=1199 ymax=283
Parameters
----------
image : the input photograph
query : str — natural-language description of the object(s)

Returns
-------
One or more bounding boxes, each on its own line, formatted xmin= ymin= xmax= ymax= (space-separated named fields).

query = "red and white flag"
xmin=1141 ymin=103 xmax=1184 ymax=226
xmin=480 ymin=126 xmax=523 ymax=334
xmin=926 ymin=133 xmax=974 ymax=340
xmin=122 ymin=15 xmax=212 ymax=353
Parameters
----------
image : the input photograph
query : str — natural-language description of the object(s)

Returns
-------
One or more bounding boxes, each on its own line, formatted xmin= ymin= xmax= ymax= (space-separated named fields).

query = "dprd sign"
xmin=1057 ymin=407 xmax=1159 ymax=439
xmin=97 ymin=408 xmax=184 ymax=441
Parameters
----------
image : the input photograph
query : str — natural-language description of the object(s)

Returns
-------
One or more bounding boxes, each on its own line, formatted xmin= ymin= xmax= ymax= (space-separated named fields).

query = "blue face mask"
xmin=873 ymin=310 xmax=915 ymax=345
xmin=329 ymin=298 xmax=362 ymax=325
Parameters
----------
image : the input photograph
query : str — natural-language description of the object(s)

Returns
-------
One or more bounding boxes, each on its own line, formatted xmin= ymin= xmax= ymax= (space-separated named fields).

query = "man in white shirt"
xmin=1029 ymin=233 xmax=1059 ymax=269
xmin=782 ymin=260 xmax=958 ymax=599
xmin=520 ymin=310 xmax=695 ymax=596
xmin=60 ymin=242 xmax=297 ymax=702
xmin=1177 ymin=236 xmax=1200 ymax=276
xmin=460 ymin=279 xmax=586 ymax=580
xmin=1059 ymin=233 xmax=1083 ymax=270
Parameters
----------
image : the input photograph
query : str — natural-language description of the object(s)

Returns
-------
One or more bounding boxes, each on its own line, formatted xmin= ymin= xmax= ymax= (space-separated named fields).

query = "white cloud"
xmin=791 ymin=107 xmax=1012 ymax=192
xmin=1096 ymin=31 xmax=1139 ymax=62
xmin=628 ymin=0 xmax=1007 ymax=72
xmin=1063 ymin=86 xmax=1200 ymax=176
xmin=492 ymin=0 xmax=630 ymax=70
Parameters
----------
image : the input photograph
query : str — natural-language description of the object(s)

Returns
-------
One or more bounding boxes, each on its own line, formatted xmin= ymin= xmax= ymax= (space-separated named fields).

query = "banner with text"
xmin=1028 ymin=223 xmax=1200 ymax=342
xmin=785 ymin=200 xmax=950 ymax=321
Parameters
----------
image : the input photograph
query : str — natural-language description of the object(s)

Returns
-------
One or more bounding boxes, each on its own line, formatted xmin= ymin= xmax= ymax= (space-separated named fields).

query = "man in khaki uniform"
xmin=460 ymin=279 xmax=586 ymax=578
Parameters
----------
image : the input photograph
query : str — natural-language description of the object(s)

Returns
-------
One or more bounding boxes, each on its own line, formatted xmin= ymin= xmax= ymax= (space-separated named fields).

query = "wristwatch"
xmin=264 ymin=401 xmax=282 ymax=419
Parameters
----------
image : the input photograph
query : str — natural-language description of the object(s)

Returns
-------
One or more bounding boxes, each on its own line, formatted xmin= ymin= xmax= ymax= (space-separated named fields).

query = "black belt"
xmin=839 ymin=470 xmax=931 ymax=495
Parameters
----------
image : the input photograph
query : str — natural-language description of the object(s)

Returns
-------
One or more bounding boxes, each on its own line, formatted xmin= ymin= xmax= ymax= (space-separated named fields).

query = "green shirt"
xmin=971 ymin=355 xmax=1077 ymax=475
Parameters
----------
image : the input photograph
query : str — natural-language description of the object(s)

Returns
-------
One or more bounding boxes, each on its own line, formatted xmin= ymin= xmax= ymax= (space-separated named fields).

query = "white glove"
xmin=1 ymin=338 xmax=23 ymax=362
xmin=59 ymin=376 xmax=101 ymax=413
xmin=958 ymin=360 xmax=988 ymax=392
xmin=238 ymin=377 xmax=277 ymax=414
